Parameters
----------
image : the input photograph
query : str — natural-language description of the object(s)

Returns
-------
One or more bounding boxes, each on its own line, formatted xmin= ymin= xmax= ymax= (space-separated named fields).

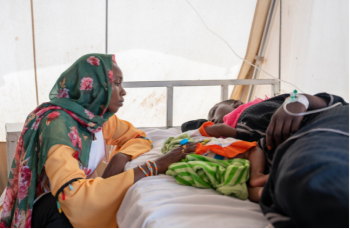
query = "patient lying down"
xmin=202 ymin=122 xmax=269 ymax=203
xmin=163 ymin=125 xmax=268 ymax=203
xmin=106 ymin=129 xmax=267 ymax=203
xmin=104 ymin=99 xmax=270 ymax=203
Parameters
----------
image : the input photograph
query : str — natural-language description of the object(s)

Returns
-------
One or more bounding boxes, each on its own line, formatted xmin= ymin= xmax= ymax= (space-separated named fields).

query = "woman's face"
xmin=208 ymin=100 xmax=243 ymax=124
xmin=107 ymin=63 xmax=126 ymax=113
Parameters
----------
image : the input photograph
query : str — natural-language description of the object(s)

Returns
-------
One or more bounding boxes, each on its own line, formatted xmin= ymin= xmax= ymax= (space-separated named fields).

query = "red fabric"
xmin=223 ymin=98 xmax=265 ymax=128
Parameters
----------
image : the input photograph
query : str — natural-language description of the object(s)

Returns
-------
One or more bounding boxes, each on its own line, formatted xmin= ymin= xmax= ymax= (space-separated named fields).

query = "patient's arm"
xmin=248 ymin=146 xmax=269 ymax=188
xmin=266 ymin=94 xmax=329 ymax=149
xmin=102 ymin=153 xmax=131 ymax=178
xmin=204 ymin=123 xmax=238 ymax=138
xmin=245 ymin=146 xmax=268 ymax=203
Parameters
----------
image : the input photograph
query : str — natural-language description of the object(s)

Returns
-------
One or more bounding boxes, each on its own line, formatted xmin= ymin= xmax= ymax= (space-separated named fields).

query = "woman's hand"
xmin=155 ymin=142 xmax=198 ymax=174
xmin=132 ymin=142 xmax=198 ymax=183
xmin=266 ymin=101 xmax=306 ymax=149
xmin=102 ymin=153 xmax=131 ymax=178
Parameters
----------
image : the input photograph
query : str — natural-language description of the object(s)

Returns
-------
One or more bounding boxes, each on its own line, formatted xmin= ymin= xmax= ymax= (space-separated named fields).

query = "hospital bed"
xmin=4 ymin=79 xmax=279 ymax=227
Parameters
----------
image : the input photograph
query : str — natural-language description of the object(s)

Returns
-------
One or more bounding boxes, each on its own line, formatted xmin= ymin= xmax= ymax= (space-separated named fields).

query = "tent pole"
xmin=247 ymin=0 xmax=278 ymax=101
xmin=30 ymin=0 xmax=39 ymax=106
xmin=278 ymin=0 xmax=282 ymax=93
xmin=106 ymin=0 xmax=108 ymax=54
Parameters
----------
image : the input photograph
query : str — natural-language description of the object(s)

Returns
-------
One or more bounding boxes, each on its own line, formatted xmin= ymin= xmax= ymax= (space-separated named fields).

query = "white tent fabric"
xmin=0 ymin=1 xmax=37 ymax=141
xmin=1 ymin=0 xmax=348 ymax=142
xmin=0 ymin=0 xmax=257 ymax=141
xmin=253 ymin=0 xmax=349 ymax=101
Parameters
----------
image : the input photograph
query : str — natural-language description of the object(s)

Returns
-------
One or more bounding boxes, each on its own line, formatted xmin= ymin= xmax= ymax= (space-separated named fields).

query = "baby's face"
xmin=208 ymin=101 xmax=243 ymax=124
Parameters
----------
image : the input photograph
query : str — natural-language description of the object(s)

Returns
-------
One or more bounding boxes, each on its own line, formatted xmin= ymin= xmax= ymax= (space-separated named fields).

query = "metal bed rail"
xmin=123 ymin=79 xmax=280 ymax=127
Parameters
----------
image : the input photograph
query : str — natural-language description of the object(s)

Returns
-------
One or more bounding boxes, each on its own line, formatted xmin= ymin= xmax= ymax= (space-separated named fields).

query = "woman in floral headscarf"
xmin=0 ymin=54 xmax=197 ymax=228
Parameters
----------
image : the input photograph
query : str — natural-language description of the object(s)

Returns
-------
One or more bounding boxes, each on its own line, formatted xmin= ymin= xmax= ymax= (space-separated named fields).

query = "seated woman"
xmin=197 ymin=92 xmax=349 ymax=227
xmin=0 ymin=54 xmax=198 ymax=228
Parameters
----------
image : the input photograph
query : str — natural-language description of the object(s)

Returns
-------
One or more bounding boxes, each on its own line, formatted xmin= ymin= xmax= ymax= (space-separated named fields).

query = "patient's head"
xmin=208 ymin=99 xmax=243 ymax=124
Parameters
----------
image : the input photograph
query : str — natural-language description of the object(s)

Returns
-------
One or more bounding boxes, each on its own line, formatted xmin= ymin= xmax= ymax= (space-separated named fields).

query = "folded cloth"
xmin=195 ymin=140 xmax=257 ymax=158
xmin=223 ymin=98 xmax=264 ymax=128
xmin=161 ymin=133 xmax=195 ymax=154
xmin=166 ymin=154 xmax=250 ymax=200
xmin=163 ymin=128 xmax=257 ymax=159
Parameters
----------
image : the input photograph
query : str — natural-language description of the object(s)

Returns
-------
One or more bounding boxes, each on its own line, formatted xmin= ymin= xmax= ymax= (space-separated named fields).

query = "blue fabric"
xmin=180 ymin=138 xmax=189 ymax=145
xmin=214 ymin=154 xmax=225 ymax=160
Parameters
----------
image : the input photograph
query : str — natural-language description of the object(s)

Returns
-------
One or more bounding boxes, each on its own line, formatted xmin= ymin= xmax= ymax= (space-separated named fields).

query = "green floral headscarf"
xmin=0 ymin=53 xmax=117 ymax=227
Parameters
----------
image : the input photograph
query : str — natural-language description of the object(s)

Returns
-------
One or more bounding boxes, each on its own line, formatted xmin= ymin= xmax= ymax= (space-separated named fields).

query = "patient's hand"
xmin=102 ymin=153 xmax=131 ymax=178
xmin=248 ymin=186 xmax=264 ymax=203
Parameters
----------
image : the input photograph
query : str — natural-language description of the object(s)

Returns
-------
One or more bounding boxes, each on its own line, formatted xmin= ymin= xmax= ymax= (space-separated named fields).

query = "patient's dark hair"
xmin=212 ymin=99 xmax=241 ymax=109
xmin=208 ymin=99 xmax=244 ymax=121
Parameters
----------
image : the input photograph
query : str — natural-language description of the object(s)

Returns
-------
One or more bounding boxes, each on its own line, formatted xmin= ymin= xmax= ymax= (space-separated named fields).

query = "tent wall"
xmin=0 ymin=0 xmax=257 ymax=141
xmin=34 ymin=0 xmax=107 ymax=104
xmin=0 ymin=1 xmax=38 ymax=141
xmin=253 ymin=0 xmax=349 ymax=101
xmin=107 ymin=0 xmax=256 ymax=127
xmin=1 ymin=0 xmax=348 ymax=143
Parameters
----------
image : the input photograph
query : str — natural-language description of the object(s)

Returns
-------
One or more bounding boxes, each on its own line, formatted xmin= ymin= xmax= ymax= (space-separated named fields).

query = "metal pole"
xmin=247 ymin=0 xmax=278 ymax=101
xmin=106 ymin=0 xmax=108 ymax=54
xmin=221 ymin=85 xmax=228 ymax=101
xmin=122 ymin=79 xmax=278 ymax=88
xmin=279 ymin=0 xmax=282 ymax=91
xmin=30 ymin=0 xmax=39 ymax=106
xmin=166 ymin=87 xmax=173 ymax=127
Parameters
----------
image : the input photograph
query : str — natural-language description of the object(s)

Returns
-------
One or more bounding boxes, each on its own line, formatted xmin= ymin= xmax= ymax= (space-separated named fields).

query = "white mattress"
xmin=118 ymin=128 xmax=269 ymax=228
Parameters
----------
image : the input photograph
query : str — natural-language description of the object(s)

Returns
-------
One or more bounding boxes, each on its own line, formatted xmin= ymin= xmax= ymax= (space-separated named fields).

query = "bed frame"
xmin=5 ymin=79 xmax=279 ymax=175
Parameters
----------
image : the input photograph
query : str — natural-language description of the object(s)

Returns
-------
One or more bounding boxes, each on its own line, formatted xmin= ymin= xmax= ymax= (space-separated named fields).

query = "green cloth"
xmin=161 ymin=133 xmax=194 ymax=154
xmin=0 ymin=54 xmax=116 ymax=227
xmin=166 ymin=154 xmax=250 ymax=200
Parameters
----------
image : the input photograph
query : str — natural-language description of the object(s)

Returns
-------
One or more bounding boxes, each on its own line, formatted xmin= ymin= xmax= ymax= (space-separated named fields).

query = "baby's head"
xmin=208 ymin=99 xmax=243 ymax=124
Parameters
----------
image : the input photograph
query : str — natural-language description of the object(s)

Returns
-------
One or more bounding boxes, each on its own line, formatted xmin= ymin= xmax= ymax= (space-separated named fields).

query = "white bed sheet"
xmin=118 ymin=128 xmax=269 ymax=228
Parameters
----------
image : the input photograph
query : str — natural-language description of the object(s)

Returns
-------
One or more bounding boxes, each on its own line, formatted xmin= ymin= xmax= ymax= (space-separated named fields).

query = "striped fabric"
xmin=161 ymin=133 xmax=195 ymax=154
xmin=166 ymin=154 xmax=250 ymax=200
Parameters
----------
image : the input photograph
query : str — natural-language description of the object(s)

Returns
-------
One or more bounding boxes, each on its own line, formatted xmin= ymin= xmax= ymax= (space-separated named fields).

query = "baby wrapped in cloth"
xmin=161 ymin=129 xmax=257 ymax=200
